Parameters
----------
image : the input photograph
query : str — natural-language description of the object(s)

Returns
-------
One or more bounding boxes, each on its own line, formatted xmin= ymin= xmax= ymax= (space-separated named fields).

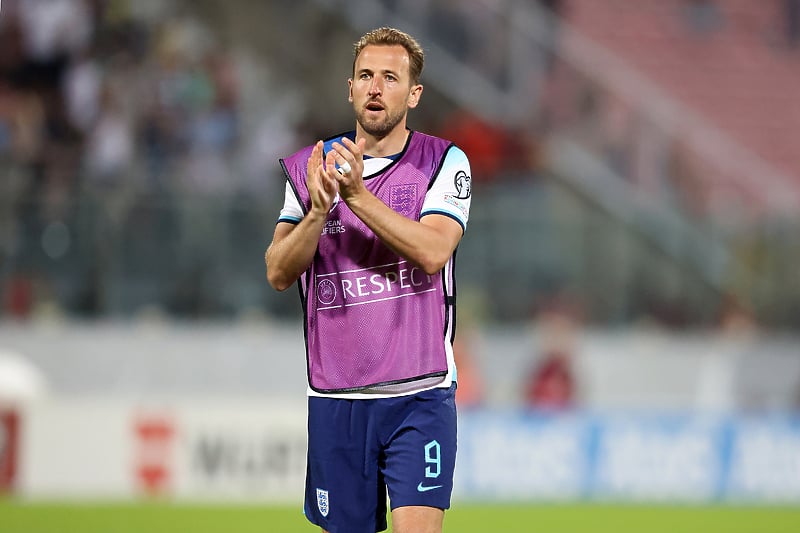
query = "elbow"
xmin=416 ymin=252 xmax=449 ymax=276
xmin=420 ymin=263 xmax=444 ymax=276
xmin=265 ymin=254 xmax=293 ymax=292
xmin=265 ymin=246 xmax=291 ymax=291
xmin=412 ymin=228 xmax=460 ymax=275
xmin=266 ymin=269 xmax=293 ymax=292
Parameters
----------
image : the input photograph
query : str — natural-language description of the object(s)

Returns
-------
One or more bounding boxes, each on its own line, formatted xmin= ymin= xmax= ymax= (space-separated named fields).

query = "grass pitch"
xmin=1 ymin=500 xmax=799 ymax=532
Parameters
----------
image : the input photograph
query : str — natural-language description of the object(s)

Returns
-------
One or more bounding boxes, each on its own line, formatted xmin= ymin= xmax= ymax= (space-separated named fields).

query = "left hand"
xmin=327 ymin=137 xmax=367 ymax=202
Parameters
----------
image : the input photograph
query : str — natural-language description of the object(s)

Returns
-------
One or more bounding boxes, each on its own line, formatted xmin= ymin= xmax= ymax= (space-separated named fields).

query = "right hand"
xmin=306 ymin=141 xmax=339 ymax=216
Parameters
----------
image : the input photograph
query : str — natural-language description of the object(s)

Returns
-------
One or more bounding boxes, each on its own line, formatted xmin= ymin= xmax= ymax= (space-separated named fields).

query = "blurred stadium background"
xmin=1 ymin=0 xmax=800 ymax=531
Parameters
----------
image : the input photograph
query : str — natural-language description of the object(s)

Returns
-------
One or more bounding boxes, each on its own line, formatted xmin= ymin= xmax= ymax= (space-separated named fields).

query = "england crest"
xmin=316 ymin=488 xmax=329 ymax=517
xmin=390 ymin=184 xmax=417 ymax=217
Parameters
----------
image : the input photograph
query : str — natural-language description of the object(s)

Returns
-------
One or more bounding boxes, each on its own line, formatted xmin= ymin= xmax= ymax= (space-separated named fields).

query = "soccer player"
xmin=265 ymin=27 xmax=472 ymax=533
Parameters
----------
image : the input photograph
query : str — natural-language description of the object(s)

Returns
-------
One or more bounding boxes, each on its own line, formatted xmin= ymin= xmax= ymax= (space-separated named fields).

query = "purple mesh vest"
xmin=280 ymin=131 xmax=455 ymax=393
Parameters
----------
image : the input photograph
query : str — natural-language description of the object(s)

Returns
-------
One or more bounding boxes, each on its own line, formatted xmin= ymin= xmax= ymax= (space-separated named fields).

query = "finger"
xmin=339 ymin=137 xmax=356 ymax=155
xmin=321 ymin=173 xmax=339 ymax=195
xmin=312 ymin=141 xmax=324 ymax=164
xmin=329 ymin=142 xmax=353 ymax=176
xmin=324 ymin=149 xmax=339 ymax=176
xmin=330 ymin=141 xmax=353 ymax=163
xmin=341 ymin=137 xmax=366 ymax=157
xmin=307 ymin=141 xmax=323 ymax=176
xmin=336 ymin=161 xmax=352 ymax=176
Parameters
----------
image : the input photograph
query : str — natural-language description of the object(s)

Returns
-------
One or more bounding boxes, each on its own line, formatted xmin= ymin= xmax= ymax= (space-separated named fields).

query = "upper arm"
xmin=420 ymin=146 xmax=472 ymax=233
xmin=420 ymin=213 xmax=464 ymax=257
xmin=268 ymin=221 xmax=296 ymax=251
xmin=265 ymin=221 xmax=301 ymax=290
xmin=269 ymin=181 xmax=303 ymax=253
xmin=277 ymin=181 xmax=304 ymax=224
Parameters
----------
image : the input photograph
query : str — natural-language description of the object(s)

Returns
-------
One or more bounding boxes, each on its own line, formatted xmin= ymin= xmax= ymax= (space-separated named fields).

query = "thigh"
xmin=381 ymin=385 xmax=457 ymax=511
xmin=305 ymin=397 xmax=388 ymax=533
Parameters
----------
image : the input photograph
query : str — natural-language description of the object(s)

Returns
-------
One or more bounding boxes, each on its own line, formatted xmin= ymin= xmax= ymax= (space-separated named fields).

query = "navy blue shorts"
xmin=304 ymin=384 xmax=457 ymax=533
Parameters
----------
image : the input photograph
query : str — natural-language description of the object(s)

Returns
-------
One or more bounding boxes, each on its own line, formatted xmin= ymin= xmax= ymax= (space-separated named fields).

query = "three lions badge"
xmin=316 ymin=488 xmax=329 ymax=517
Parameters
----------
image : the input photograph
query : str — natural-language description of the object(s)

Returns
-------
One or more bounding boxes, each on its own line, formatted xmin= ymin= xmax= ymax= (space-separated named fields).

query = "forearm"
xmin=266 ymin=213 xmax=327 ymax=291
xmin=346 ymin=191 xmax=456 ymax=275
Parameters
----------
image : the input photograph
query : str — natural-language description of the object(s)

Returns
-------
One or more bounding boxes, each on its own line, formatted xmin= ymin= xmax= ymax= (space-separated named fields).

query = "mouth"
xmin=365 ymin=101 xmax=385 ymax=112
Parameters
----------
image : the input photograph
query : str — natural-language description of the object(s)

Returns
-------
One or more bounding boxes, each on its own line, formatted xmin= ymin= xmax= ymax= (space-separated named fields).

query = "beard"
xmin=354 ymin=102 xmax=407 ymax=139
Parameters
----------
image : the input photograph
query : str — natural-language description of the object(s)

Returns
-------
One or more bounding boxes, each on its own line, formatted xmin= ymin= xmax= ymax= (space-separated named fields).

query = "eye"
xmin=385 ymin=74 xmax=397 ymax=82
xmin=359 ymin=73 xmax=371 ymax=80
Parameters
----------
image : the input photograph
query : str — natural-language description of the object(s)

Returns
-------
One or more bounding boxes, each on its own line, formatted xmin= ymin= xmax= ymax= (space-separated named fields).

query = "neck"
xmin=358 ymin=125 xmax=409 ymax=158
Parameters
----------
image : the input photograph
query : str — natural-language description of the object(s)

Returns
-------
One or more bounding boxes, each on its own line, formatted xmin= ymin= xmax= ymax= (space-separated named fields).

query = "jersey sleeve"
xmin=277 ymin=181 xmax=303 ymax=224
xmin=420 ymin=146 xmax=472 ymax=233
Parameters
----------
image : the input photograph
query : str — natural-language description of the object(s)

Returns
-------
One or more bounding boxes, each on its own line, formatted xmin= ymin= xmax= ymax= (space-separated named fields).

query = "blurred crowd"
xmin=1 ymin=0 xmax=799 ymax=330
xmin=363 ymin=0 xmax=800 ymax=237
xmin=2 ymin=0 xmax=800 ymax=416
xmin=0 ymin=0 xmax=254 ymax=318
xmin=8 ymin=0 xmax=256 ymax=211
xmin=0 ymin=0 xmax=242 ymax=197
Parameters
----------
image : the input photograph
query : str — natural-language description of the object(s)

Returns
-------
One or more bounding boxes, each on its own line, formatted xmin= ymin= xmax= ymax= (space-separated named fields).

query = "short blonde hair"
xmin=352 ymin=27 xmax=424 ymax=85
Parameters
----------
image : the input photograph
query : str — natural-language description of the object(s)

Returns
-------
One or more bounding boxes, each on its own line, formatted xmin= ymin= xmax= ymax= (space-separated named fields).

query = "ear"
xmin=408 ymin=84 xmax=423 ymax=109
xmin=347 ymin=78 xmax=353 ymax=102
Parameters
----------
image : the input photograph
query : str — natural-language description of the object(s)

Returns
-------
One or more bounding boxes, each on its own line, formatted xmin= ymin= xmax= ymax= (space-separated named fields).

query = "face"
xmin=349 ymin=44 xmax=422 ymax=139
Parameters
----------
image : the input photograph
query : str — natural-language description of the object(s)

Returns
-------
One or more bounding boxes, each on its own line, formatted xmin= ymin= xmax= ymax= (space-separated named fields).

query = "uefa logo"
xmin=317 ymin=278 xmax=336 ymax=305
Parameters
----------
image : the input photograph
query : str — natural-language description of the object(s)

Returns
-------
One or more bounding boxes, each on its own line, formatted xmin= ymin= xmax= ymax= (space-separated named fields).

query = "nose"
xmin=368 ymin=77 xmax=382 ymax=96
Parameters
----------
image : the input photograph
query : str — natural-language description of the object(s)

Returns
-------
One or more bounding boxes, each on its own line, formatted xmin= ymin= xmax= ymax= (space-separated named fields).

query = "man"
xmin=266 ymin=27 xmax=472 ymax=533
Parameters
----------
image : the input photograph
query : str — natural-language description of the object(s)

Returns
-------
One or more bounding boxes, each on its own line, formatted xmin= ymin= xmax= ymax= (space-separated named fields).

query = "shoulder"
xmin=437 ymin=145 xmax=471 ymax=184
xmin=409 ymin=131 xmax=470 ymax=166
xmin=441 ymin=145 xmax=470 ymax=166
xmin=410 ymin=130 xmax=453 ymax=150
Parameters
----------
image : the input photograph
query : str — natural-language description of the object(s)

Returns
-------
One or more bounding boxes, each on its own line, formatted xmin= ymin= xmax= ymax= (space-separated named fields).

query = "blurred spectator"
xmin=525 ymin=349 xmax=575 ymax=411
xmin=15 ymin=0 xmax=93 ymax=62
xmin=2 ymin=272 xmax=35 ymax=318
xmin=0 ymin=81 xmax=45 ymax=163
xmin=451 ymin=290 xmax=487 ymax=408
xmin=718 ymin=292 xmax=757 ymax=337
xmin=84 ymin=82 xmax=135 ymax=184
xmin=436 ymin=110 xmax=528 ymax=182
xmin=524 ymin=294 xmax=582 ymax=411
xmin=62 ymin=47 xmax=102 ymax=135
xmin=1 ymin=268 xmax=55 ymax=319
xmin=453 ymin=332 xmax=485 ymax=409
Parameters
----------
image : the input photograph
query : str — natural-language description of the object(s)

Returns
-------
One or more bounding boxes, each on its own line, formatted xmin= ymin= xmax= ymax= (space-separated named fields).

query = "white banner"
xmin=19 ymin=399 xmax=307 ymax=501
xmin=14 ymin=400 xmax=800 ymax=504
